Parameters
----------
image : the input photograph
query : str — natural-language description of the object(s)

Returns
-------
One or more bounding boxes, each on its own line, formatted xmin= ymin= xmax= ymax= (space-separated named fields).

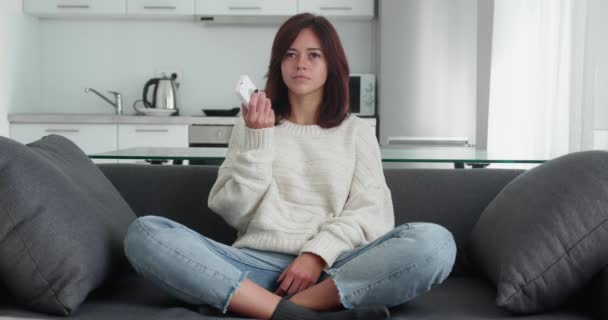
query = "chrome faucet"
xmin=84 ymin=88 xmax=122 ymax=115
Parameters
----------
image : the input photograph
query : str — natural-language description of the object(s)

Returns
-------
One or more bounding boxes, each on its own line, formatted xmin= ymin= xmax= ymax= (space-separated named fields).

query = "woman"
xmin=124 ymin=13 xmax=456 ymax=320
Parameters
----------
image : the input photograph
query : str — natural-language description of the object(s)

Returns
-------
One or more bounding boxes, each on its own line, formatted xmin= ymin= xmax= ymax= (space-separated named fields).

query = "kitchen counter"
xmin=7 ymin=114 xmax=378 ymax=162
xmin=8 ymin=113 xmax=377 ymax=126
xmin=8 ymin=113 xmax=239 ymax=125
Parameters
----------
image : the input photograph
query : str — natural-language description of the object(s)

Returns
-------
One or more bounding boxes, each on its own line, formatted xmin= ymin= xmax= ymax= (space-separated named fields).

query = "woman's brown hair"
xmin=265 ymin=13 xmax=350 ymax=128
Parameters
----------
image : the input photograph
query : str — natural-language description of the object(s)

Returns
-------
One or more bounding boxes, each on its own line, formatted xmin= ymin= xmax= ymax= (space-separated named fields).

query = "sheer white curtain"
xmin=487 ymin=0 xmax=591 ymax=160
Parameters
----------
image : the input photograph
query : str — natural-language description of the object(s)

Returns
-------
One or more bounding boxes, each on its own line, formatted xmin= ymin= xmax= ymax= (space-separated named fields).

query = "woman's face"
xmin=281 ymin=28 xmax=328 ymax=99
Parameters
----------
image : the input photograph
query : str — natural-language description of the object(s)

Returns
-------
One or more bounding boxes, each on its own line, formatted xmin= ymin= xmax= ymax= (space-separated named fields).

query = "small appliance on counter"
xmin=134 ymin=73 xmax=179 ymax=116
xmin=349 ymin=73 xmax=376 ymax=116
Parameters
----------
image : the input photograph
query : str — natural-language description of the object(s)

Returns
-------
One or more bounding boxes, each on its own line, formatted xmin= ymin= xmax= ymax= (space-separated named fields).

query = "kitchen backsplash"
xmin=21 ymin=18 xmax=376 ymax=116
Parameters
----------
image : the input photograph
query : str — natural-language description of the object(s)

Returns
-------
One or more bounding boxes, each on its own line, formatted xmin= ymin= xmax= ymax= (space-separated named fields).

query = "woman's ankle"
xmin=286 ymin=279 xmax=342 ymax=311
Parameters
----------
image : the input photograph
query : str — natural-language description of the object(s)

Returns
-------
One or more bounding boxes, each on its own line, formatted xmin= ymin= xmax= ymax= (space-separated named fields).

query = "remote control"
xmin=235 ymin=75 xmax=257 ymax=105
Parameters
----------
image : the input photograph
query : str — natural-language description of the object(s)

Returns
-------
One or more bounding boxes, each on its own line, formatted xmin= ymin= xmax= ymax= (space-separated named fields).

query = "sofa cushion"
xmin=0 ymin=274 xmax=591 ymax=320
xmin=469 ymin=150 xmax=608 ymax=313
xmin=0 ymin=135 xmax=137 ymax=315
xmin=389 ymin=277 xmax=590 ymax=320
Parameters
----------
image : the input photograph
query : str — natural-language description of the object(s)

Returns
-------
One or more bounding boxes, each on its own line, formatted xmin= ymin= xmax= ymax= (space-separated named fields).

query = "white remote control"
xmin=235 ymin=75 xmax=257 ymax=105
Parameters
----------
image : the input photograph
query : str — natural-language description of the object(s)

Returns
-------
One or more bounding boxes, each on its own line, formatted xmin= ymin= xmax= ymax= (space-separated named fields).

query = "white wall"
xmin=588 ymin=0 xmax=608 ymax=149
xmin=0 ymin=0 xmax=39 ymax=136
xmin=29 ymin=18 xmax=376 ymax=116
xmin=590 ymin=0 xmax=608 ymax=130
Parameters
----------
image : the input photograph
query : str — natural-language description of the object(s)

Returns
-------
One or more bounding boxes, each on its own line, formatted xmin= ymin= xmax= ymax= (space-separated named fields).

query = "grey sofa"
xmin=1 ymin=164 xmax=605 ymax=319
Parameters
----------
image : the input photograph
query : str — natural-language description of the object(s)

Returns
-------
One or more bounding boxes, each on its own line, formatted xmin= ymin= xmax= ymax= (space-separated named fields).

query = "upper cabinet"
xmin=127 ymin=0 xmax=195 ymax=18
xmin=23 ymin=0 xmax=196 ymax=19
xmin=195 ymin=0 xmax=297 ymax=17
xmin=23 ymin=0 xmax=127 ymax=18
xmin=297 ymin=0 xmax=374 ymax=19
xmin=23 ymin=0 xmax=374 ymax=20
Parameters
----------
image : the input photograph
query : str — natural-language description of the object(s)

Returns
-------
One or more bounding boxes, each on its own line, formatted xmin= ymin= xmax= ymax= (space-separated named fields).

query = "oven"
xmin=188 ymin=124 xmax=232 ymax=165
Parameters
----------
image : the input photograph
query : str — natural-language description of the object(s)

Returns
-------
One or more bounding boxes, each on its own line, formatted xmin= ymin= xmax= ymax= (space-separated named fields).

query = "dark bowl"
xmin=202 ymin=107 xmax=240 ymax=117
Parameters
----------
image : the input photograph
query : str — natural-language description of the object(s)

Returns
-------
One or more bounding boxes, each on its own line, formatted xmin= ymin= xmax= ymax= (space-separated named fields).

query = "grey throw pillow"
xmin=469 ymin=150 xmax=608 ymax=313
xmin=0 ymin=135 xmax=137 ymax=315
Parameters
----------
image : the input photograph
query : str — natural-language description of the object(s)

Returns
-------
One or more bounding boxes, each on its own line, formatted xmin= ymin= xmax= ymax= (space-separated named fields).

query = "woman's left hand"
xmin=275 ymin=252 xmax=326 ymax=296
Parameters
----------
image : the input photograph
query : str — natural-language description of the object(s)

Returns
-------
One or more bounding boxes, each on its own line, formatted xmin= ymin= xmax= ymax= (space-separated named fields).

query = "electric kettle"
xmin=135 ymin=74 xmax=178 ymax=115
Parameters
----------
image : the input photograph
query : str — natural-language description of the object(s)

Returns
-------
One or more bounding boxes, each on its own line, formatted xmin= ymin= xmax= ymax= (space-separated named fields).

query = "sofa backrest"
xmin=100 ymin=164 xmax=237 ymax=246
xmin=384 ymin=168 xmax=523 ymax=274
xmin=99 ymin=164 xmax=524 ymax=275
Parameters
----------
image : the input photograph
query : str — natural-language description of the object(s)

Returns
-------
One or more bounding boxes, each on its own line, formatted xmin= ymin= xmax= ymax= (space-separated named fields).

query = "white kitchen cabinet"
xmin=23 ymin=0 xmax=372 ymax=20
xmin=9 ymin=123 xmax=117 ymax=163
xmin=23 ymin=0 xmax=127 ymax=18
xmin=195 ymin=0 xmax=297 ymax=17
xmin=117 ymin=124 xmax=188 ymax=164
xmin=127 ymin=0 xmax=195 ymax=18
xmin=117 ymin=124 xmax=188 ymax=148
xmin=297 ymin=0 xmax=374 ymax=19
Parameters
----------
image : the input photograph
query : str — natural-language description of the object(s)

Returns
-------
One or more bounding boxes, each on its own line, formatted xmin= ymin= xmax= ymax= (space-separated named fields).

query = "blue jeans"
xmin=124 ymin=216 xmax=456 ymax=314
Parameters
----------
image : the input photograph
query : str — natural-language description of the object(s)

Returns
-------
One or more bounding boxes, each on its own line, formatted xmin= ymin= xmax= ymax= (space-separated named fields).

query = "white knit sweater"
xmin=207 ymin=115 xmax=395 ymax=268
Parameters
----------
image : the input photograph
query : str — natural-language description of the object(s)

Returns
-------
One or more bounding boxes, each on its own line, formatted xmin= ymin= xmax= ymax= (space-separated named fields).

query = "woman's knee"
xmin=395 ymin=222 xmax=453 ymax=245
xmin=395 ymin=222 xmax=457 ymax=273
xmin=124 ymin=216 xmax=178 ymax=260
xmin=419 ymin=223 xmax=456 ymax=276
xmin=126 ymin=215 xmax=180 ymax=238
xmin=132 ymin=215 xmax=179 ymax=232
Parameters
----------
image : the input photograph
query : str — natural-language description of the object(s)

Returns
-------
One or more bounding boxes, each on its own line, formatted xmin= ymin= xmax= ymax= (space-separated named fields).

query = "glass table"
xmin=89 ymin=146 xmax=547 ymax=168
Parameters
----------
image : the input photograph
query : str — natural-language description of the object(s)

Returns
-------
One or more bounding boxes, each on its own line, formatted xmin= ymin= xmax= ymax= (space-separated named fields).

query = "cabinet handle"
xmin=320 ymin=6 xmax=353 ymax=11
xmin=56 ymin=4 xmax=91 ymax=9
xmin=135 ymin=129 xmax=169 ymax=133
xmin=143 ymin=5 xmax=177 ymax=10
xmin=228 ymin=6 xmax=262 ymax=10
xmin=45 ymin=129 xmax=80 ymax=133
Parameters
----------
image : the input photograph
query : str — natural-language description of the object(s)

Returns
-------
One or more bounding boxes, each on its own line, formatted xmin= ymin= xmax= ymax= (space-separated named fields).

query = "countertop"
xmin=8 ymin=113 xmax=239 ymax=125
xmin=8 ymin=113 xmax=377 ymax=126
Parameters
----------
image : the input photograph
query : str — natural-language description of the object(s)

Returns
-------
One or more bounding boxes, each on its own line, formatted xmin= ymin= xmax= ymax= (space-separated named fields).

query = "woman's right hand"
xmin=242 ymin=90 xmax=275 ymax=129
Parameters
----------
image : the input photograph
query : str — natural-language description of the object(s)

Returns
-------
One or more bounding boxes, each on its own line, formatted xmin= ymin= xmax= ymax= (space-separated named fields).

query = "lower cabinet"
xmin=9 ymin=123 xmax=118 ymax=164
xmin=9 ymin=123 xmax=188 ymax=165
xmin=9 ymin=119 xmax=376 ymax=165
xmin=117 ymin=124 xmax=188 ymax=164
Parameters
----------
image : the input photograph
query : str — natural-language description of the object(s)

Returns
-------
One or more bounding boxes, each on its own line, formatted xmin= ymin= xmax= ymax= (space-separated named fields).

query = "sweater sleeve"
xmin=299 ymin=123 xmax=395 ymax=268
xmin=207 ymin=118 xmax=275 ymax=234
